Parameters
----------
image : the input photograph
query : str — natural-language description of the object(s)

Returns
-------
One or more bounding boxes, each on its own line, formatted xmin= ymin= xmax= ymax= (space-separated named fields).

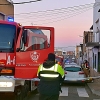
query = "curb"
xmin=87 ymin=83 xmax=100 ymax=96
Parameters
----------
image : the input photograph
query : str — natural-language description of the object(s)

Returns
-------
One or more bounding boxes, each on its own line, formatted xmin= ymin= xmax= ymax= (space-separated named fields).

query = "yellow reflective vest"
xmin=37 ymin=64 xmax=64 ymax=79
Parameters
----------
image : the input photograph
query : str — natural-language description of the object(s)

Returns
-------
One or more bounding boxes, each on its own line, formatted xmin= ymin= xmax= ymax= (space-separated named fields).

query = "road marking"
xmin=60 ymin=86 xmax=68 ymax=96
xmin=77 ymin=88 xmax=89 ymax=97
xmin=93 ymin=99 xmax=100 ymax=100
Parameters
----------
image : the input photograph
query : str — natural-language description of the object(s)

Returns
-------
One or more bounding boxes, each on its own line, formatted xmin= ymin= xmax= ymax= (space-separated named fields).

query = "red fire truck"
xmin=0 ymin=20 xmax=54 ymax=99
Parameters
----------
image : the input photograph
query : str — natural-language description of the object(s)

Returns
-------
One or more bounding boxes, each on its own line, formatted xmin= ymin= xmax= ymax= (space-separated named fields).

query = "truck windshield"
xmin=0 ymin=24 xmax=16 ymax=52
xmin=21 ymin=28 xmax=50 ymax=51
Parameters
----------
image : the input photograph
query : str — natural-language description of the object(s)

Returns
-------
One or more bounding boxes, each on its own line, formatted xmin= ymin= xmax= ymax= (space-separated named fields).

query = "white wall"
xmin=93 ymin=1 xmax=100 ymax=34
xmin=75 ymin=46 xmax=82 ymax=65
xmin=88 ymin=48 xmax=93 ymax=67
xmin=92 ymin=0 xmax=100 ymax=71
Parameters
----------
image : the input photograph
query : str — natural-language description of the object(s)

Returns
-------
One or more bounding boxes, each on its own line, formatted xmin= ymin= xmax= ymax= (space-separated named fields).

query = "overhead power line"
xmin=40 ymin=7 xmax=92 ymax=25
xmin=14 ymin=4 xmax=93 ymax=20
xmin=7 ymin=3 xmax=94 ymax=16
xmin=1 ymin=2 xmax=94 ymax=25
xmin=18 ymin=6 xmax=92 ymax=25
xmin=0 ymin=0 xmax=41 ymax=5
xmin=14 ymin=4 xmax=93 ymax=22
xmin=16 ymin=3 xmax=93 ymax=17
xmin=15 ymin=8 xmax=93 ymax=25
xmin=17 ymin=8 xmax=92 ymax=25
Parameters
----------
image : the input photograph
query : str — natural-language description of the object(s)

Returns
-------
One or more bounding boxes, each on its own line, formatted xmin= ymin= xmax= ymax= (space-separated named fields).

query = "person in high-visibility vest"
xmin=37 ymin=53 xmax=65 ymax=100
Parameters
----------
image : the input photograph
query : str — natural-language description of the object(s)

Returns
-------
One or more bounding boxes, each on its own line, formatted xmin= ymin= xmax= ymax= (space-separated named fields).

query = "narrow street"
xmin=0 ymin=1 xmax=100 ymax=100
xmin=26 ymin=83 xmax=100 ymax=100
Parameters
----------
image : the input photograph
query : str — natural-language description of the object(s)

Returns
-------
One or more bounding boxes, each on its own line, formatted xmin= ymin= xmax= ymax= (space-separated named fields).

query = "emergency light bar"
xmin=7 ymin=17 xmax=14 ymax=22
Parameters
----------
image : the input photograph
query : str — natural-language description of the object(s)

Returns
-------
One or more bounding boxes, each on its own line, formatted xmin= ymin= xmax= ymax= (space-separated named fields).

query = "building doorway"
xmin=98 ymin=52 xmax=100 ymax=72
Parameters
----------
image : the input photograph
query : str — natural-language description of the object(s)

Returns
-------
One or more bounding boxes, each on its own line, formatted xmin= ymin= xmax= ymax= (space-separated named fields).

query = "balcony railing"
xmin=85 ymin=32 xmax=94 ymax=44
xmin=85 ymin=32 xmax=100 ymax=47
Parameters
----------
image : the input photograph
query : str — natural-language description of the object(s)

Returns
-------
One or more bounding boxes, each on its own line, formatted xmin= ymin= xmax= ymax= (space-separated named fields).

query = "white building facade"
xmin=75 ymin=46 xmax=82 ymax=65
xmin=92 ymin=0 xmax=100 ymax=72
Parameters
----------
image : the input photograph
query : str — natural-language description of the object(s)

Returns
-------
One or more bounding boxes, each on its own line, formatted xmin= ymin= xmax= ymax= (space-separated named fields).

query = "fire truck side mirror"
xmin=23 ymin=30 xmax=27 ymax=44
xmin=16 ymin=48 xmax=20 ymax=52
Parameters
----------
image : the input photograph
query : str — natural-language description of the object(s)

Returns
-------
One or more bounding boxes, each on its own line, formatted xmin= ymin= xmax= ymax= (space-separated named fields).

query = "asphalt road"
xmin=25 ymin=83 xmax=100 ymax=100
xmin=0 ymin=83 xmax=100 ymax=100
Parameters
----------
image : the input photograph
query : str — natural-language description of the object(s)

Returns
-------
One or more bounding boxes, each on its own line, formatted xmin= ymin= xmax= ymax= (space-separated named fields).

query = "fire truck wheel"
xmin=15 ymin=86 xmax=24 ymax=100
xmin=15 ymin=81 xmax=30 ymax=100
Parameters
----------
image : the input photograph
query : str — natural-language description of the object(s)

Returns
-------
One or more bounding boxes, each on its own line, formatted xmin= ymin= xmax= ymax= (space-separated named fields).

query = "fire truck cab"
xmin=0 ymin=20 xmax=54 ymax=99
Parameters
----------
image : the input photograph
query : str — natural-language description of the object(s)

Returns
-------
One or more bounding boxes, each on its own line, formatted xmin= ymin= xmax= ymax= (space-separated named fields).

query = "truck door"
xmin=15 ymin=26 xmax=54 ymax=79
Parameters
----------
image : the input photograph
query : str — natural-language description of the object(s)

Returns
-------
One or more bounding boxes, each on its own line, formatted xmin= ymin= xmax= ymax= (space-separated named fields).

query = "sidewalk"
xmin=87 ymin=67 xmax=100 ymax=96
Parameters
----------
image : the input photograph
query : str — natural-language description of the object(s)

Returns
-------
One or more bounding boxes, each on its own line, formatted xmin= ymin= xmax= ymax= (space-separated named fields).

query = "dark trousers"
xmin=39 ymin=94 xmax=59 ymax=100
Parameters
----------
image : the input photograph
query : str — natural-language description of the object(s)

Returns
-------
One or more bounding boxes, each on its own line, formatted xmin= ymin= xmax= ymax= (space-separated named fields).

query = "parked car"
xmin=64 ymin=65 xmax=87 ymax=84
xmin=69 ymin=62 xmax=77 ymax=65
xmin=64 ymin=62 xmax=78 ymax=68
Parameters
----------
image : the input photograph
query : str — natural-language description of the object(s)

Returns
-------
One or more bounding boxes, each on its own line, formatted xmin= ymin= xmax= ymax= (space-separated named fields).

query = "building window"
xmin=0 ymin=13 xmax=5 ymax=20
xmin=95 ymin=54 xmax=96 ymax=69
xmin=93 ymin=53 xmax=94 ymax=68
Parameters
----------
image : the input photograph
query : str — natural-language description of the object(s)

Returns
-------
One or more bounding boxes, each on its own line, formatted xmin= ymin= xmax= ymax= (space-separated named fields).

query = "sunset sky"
xmin=12 ymin=0 xmax=95 ymax=50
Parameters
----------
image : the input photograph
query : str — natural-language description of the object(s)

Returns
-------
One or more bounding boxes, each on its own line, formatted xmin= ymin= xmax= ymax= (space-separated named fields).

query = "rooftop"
xmin=7 ymin=0 xmax=13 ymax=4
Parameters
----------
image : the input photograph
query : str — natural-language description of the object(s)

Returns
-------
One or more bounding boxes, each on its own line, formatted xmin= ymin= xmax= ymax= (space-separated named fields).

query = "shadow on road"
xmin=62 ymin=82 xmax=86 ymax=86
